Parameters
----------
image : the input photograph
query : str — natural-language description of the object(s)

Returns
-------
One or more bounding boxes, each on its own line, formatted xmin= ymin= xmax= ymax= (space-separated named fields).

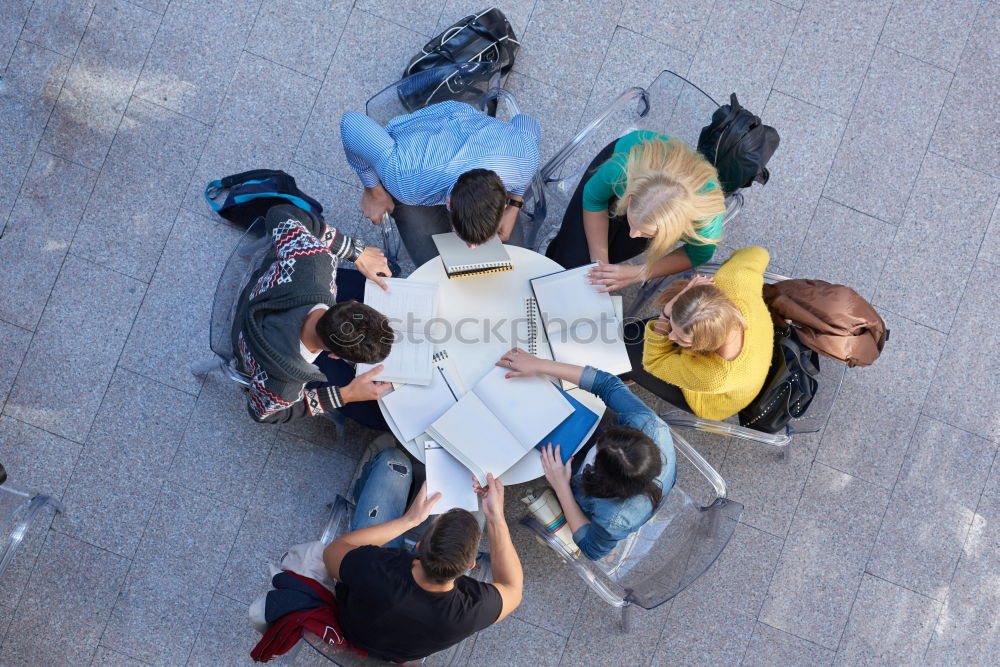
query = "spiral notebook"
xmin=432 ymin=232 xmax=513 ymax=278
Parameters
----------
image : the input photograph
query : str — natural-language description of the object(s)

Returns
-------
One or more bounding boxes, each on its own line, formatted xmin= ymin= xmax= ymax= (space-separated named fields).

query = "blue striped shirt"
xmin=340 ymin=101 xmax=542 ymax=205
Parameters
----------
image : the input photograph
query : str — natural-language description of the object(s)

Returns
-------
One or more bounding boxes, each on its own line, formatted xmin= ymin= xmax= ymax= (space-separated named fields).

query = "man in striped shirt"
xmin=340 ymin=101 xmax=542 ymax=266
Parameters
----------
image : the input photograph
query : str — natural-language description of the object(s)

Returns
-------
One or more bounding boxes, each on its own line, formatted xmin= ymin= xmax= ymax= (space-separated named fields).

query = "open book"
xmin=530 ymin=264 xmax=631 ymax=378
xmin=381 ymin=351 xmax=466 ymax=442
xmin=427 ymin=367 xmax=574 ymax=484
xmin=356 ymin=277 xmax=438 ymax=385
xmin=432 ymin=232 xmax=513 ymax=278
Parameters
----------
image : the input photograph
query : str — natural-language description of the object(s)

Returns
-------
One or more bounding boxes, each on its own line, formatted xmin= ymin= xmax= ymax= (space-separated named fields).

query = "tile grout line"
xmin=288 ymin=1 xmax=357 ymax=170
xmin=0 ymin=1 xmax=104 ymax=419
xmin=758 ymin=0 xmax=803 ymax=114
xmin=792 ymin=1 xmax=894 ymax=273
xmin=921 ymin=442 xmax=999 ymax=661
xmin=0 ymin=0 xmax=34 ymax=72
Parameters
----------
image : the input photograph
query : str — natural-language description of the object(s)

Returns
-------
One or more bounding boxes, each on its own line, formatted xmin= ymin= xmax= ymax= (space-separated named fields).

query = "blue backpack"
xmin=205 ymin=169 xmax=323 ymax=226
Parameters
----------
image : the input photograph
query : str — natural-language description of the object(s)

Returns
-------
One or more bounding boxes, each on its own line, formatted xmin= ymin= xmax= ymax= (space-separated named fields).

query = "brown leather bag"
xmin=762 ymin=280 xmax=888 ymax=368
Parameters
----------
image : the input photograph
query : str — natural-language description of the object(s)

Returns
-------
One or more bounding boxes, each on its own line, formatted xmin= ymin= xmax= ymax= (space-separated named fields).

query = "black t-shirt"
xmin=335 ymin=545 xmax=502 ymax=662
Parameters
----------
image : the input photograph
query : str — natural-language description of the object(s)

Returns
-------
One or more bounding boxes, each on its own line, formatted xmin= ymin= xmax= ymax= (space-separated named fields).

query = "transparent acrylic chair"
xmin=647 ymin=261 xmax=849 ymax=451
xmin=0 ymin=465 xmax=65 ymax=579
xmin=520 ymin=430 xmax=742 ymax=632
xmin=189 ymin=216 xmax=352 ymax=433
xmin=362 ymin=61 xmax=547 ymax=255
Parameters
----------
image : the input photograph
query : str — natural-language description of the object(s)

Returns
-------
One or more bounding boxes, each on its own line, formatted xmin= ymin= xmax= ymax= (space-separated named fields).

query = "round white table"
xmin=378 ymin=245 xmax=606 ymax=485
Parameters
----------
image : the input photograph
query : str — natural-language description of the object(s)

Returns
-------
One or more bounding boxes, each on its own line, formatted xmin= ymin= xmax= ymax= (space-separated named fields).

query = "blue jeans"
xmin=351 ymin=448 xmax=414 ymax=550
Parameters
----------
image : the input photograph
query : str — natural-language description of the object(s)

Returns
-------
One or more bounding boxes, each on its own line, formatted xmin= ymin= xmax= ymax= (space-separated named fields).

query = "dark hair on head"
xmin=449 ymin=169 xmax=507 ymax=245
xmin=314 ymin=300 xmax=392 ymax=364
xmin=419 ymin=509 xmax=481 ymax=584
xmin=580 ymin=426 xmax=663 ymax=508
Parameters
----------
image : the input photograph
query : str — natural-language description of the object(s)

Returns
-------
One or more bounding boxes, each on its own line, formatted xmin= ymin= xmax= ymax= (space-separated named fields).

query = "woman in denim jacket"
xmin=497 ymin=348 xmax=676 ymax=560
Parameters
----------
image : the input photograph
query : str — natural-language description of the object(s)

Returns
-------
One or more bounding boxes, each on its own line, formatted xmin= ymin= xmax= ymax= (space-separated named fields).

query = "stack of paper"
xmin=424 ymin=441 xmax=479 ymax=513
xmin=357 ymin=277 xmax=438 ymax=385
xmin=381 ymin=352 xmax=465 ymax=442
xmin=432 ymin=232 xmax=513 ymax=278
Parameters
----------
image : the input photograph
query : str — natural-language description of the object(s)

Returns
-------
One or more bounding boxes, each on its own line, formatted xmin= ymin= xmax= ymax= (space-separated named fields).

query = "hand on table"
xmin=496 ymin=348 xmax=545 ymax=378
xmin=587 ymin=261 xmax=644 ymax=293
xmin=340 ymin=365 xmax=391 ymax=403
xmin=539 ymin=443 xmax=573 ymax=493
xmin=403 ymin=482 xmax=441 ymax=526
xmin=361 ymin=185 xmax=394 ymax=224
xmin=473 ymin=473 xmax=506 ymax=523
xmin=355 ymin=246 xmax=391 ymax=290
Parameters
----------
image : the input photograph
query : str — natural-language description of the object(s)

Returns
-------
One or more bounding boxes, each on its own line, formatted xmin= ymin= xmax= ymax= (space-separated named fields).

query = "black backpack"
xmin=738 ymin=327 xmax=820 ymax=434
xmin=400 ymin=8 xmax=519 ymax=113
xmin=698 ymin=93 xmax=779 ymax=194
xmin=204 ymin=169 xmax=323 ymax=227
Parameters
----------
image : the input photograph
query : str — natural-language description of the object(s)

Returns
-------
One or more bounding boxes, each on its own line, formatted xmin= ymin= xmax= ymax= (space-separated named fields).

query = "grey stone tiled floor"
xmin=1 ymin=0 xmax=998 ymax=665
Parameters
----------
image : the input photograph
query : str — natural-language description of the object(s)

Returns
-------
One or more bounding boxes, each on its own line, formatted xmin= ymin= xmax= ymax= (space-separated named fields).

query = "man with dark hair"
xmin=231 ymin=204 xmax=394 ymax=426
xmin=321 ymin=447 xmax=522 ymax=662
xmin=340 ymin=100 xmax=541 ymax=266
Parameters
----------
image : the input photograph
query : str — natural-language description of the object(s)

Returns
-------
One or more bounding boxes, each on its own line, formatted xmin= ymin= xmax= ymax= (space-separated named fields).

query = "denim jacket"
xmin=570 ymin=367 xmax=677 ymax=561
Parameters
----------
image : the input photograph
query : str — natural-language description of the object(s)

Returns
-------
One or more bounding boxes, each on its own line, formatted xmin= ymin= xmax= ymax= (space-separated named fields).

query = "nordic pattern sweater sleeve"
xmin=263 ymin=204 xmax=356 ymax=261
xmin=240 ymin=205 xmax=350 ymax=423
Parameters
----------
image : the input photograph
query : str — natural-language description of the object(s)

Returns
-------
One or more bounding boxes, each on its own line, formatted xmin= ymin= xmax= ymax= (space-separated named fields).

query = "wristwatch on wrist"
xmin=349 ymin=238 xmax=367 ymax=263
xmin=506 ymin=197 xmax=524 ymax=209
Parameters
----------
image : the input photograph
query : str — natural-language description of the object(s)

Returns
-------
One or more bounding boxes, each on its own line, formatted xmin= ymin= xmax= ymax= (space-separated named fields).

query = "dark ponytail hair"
xmin=580 ymin=426 xmax=663 ymax=508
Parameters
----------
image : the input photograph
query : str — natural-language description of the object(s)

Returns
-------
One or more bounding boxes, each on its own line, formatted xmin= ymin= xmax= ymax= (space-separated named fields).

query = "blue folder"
xmin=535 ymin=389 xmax=600 ymax=464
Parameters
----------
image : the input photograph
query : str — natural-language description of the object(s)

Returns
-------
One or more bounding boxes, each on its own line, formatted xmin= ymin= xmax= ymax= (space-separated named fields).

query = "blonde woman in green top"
xmin=545 ymin=130 xmax=726 ymax=291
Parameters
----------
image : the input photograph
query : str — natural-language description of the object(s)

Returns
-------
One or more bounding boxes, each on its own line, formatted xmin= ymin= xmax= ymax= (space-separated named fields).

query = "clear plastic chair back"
xmin=541 ymin=70 xmax=721 ymax=232
xmin=364 ymin=61 xmax=504 ymax=126
xmin=208 ymin=218 xmax=269 ymax=362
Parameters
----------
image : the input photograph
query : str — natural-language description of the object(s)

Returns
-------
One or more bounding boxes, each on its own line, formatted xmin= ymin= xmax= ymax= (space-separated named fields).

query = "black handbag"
xmin=738 ymin=327 xmax=820 ymax=434
xmin=400 ymin=8 xmax=519 ymax=112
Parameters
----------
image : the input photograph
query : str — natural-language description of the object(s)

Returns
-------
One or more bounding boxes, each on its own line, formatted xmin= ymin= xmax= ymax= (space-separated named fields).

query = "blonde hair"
xmin=613 ymin=138 xmax=726 ymax=269
xmin=653 ymin=280 xmax=746 ymax=354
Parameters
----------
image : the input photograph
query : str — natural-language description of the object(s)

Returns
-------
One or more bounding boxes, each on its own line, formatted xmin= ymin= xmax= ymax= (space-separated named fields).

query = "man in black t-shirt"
xmin=322 ymin=454 xmax=523 ymax=663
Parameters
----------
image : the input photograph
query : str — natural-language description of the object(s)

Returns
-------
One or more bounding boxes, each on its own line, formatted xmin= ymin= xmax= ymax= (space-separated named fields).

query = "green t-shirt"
xmin=581 ymin=130 xmax=722 ymax=266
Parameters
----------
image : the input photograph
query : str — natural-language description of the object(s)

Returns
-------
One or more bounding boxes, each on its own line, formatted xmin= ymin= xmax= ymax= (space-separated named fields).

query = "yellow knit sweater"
xmin=642 ymin=246 xmax=774 ymax=420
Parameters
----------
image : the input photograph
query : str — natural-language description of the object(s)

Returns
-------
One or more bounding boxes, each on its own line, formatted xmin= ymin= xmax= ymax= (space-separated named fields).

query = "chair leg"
xmin=620 ymin=603 xmax=632 ymax=634
xmin=189 ymin=358 xmax=222 ymax=377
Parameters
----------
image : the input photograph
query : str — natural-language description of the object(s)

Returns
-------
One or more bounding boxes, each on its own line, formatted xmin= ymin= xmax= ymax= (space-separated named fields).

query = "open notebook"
xmin=356 ymin=278 xmax=438 ymax=385
xmin=530 ymin=264 xmax=631 ymax=380
xmin=432 ymin=232 xmax=513 ymax=278
xmin=424 ymin=440 xmax=479 ymax=513
xmin=381 ymin=350 xmax=466 ymax=442
xmin=427 ymin=367 xmax=574 ymax=484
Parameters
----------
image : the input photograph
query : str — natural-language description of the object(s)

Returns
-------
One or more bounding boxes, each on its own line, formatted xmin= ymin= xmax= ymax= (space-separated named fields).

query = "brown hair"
xmin=654 ymin=279 xmax=746 ymax=354
xmin=418 ymin=509 xmax=481 ymax=584
xmin=315 ymin=300 xmax=392 ymax=363
xmin=449 ymin=169 xmax=508 ymax=245
xmin=580 ymin=426 xmax=663 ymax=508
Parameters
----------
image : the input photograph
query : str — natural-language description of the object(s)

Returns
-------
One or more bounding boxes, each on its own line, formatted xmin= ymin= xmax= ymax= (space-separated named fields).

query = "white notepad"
xmin=530 ymin=264 xmax=631 ymax=377
xmin=381 ymin=351 xmax=465 ymax=442
xmin=424 ymin=441 xmax=479 ymax=513
xmin=432 ymin=232 xmax=513 ymax=278
xmin=356 ymin=277 xmax=438 ymax=385
xmin=427 ymin=367 xmax=573 ymax=484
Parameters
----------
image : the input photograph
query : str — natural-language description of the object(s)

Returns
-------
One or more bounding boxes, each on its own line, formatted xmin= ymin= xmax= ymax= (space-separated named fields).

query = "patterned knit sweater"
xmin=642 ymin=246 xmax=774 ymax=420
xmin=231 ymin=204 xmax=361 ymax=423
